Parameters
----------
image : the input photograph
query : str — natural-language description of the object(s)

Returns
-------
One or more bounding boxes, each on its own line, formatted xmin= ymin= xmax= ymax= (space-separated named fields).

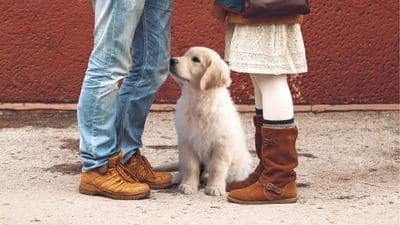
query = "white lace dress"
xmin=225 ymin=24 xmax=308 ymax=75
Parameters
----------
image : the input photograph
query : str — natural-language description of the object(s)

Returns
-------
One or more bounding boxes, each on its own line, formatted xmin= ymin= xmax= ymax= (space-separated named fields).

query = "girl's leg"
xmin=226 ymin=75 xmax=265 ymax=191
xmin=251 ymin=74 xmax=294 ymax=126
xmin=250 ymin=75 xmax=263 ymax=115
xmin=228 ymin=74 xmax=299 ymax=204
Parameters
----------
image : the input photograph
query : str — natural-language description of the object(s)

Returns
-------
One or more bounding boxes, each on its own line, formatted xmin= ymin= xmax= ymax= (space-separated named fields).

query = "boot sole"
xmin=227 ymin=196 xmax=298 ymax=204
xmin=79 ymin=186 xmax=150 ymax=200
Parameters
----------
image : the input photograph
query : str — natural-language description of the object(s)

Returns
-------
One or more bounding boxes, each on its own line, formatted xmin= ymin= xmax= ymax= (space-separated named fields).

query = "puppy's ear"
xmin=200 ymin=59 xmax=232 ymax=90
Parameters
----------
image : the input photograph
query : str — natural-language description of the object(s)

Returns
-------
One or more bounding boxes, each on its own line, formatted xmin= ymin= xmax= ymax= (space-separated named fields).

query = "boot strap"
xmin=259 ymin=179 xmax=282 ymax=195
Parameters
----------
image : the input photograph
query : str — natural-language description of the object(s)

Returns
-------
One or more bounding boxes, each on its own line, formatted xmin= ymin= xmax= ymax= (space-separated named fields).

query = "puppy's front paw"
xmin=204 ymin=185 xmax=226 ymax=196
xmin=178 ymin=184 xmax=197 ymax=195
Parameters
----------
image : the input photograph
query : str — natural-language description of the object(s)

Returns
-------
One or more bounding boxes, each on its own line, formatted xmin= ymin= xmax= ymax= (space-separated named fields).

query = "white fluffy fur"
xmin=170 ymin=47 xmax=252 ymax=196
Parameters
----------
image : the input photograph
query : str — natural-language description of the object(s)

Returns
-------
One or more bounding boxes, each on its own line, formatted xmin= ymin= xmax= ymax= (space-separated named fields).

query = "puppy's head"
xmin=170 ymin=47 xmax=231 ymax=90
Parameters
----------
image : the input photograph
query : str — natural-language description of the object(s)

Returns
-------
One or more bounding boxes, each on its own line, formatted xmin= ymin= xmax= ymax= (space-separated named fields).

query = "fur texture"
xmin=169 ymin=47 xmax=252 ymax=196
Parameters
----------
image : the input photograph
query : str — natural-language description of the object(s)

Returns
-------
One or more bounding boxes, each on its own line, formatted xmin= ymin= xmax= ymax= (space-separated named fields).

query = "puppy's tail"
xmin=153 ymin=162 xmax=179 ymax=172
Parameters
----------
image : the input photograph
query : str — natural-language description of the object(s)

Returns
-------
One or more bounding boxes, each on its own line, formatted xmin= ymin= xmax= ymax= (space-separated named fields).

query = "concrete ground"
xmin=0 ymin=110 xmax=399 ymax=225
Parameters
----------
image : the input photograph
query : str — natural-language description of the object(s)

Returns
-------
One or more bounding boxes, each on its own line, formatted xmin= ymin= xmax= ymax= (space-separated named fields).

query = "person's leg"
xmin=77 ymin=0 xmax=151 ymax=200
xmin=116 ymin=0 xmax=174 ymax=189
xmin=117 ymin=0 xmax=173 ymax=162
xmin=228 ymin=74 xmax=298 ymax=204
xmin=226 ymin=75 xmax=264 ymax=191
xmin=250 ymin=75 xmax=264 ymax=157
xmin=253 ymin=74 xmax=294 ymax=125
xmin=250 ymin=75 xmax=263 ymax=114
xmin=77 ymin=0 xmax=145 ymax=172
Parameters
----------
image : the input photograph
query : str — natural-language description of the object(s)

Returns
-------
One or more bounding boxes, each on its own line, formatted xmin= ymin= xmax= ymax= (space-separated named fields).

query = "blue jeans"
xmin=77 ymin=0 xmax=173 ymax=172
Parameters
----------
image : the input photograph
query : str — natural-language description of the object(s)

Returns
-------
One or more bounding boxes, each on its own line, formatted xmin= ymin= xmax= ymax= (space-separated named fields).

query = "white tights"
xmin=250 ymin=74 xmax=294 ymax=122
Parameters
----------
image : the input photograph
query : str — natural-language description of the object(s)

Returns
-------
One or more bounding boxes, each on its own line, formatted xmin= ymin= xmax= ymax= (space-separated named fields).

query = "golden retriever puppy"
xmin=169 ymin=47 xmax=252 ymax=196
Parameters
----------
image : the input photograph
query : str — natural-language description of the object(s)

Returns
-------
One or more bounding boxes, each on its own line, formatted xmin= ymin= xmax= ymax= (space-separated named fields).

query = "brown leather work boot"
xmin=123 ymin=150 xmax=173 ymax=189
xmin=79 ymin=152 xmax=150 ymax=200
xmin=228 ymin=126 xmax=298 ymax=204
xmin=226 ymin=114 xmax=264 ymax=191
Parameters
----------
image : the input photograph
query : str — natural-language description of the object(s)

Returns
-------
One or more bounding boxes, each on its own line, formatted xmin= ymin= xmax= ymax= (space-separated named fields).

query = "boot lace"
xmin=137 ymin=155 xmax=155 ymax=178
xmin=115 ymin=164 xmax=139 ymax=183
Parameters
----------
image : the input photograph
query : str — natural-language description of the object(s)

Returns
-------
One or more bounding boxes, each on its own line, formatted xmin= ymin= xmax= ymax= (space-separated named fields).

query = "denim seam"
xmin=88 ymin=3 xmax=118 ymax=155
xmin=129 ymin=7 xmax=149 ymax=88
xmin=110 ymin=1 xmax=118 ymax=66
xmin=118 ymin=7 xmax=148 ymax=154
xmin=138 ymin=6 xmax=149 ymax=86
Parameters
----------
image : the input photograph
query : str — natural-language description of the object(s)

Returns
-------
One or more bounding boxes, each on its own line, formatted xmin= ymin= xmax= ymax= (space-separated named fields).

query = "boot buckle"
xmin=260 ymin=179 xmax=282 ymax=195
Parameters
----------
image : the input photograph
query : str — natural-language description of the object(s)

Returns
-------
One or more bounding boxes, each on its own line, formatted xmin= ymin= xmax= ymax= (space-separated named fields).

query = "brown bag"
xmin=243 ymin=0 xmax=310 ymax=18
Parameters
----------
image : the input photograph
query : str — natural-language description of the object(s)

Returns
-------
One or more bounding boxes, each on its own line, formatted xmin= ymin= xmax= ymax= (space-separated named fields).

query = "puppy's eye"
xmin=192 ymin=57 xmax=200 ymax=63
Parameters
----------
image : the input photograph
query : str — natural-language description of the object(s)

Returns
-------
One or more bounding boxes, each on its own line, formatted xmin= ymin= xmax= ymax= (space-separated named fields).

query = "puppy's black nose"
xmin=170 ymin=58 xmax=178 ymax=66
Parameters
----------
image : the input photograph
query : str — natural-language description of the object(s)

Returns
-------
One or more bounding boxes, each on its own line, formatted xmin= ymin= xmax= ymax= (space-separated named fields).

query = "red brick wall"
xmin=0 ymin=0 xmax=398 ymax=104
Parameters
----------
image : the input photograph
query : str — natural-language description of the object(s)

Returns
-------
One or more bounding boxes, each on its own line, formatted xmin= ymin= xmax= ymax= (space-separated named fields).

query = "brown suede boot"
xmin=79 ymin=152 xmax=150 ymax=200
xmin=228 ymin=126 xmax=298 ymax=204
xmin=226 ymin=114 xmax=264 ymax=191
xmin=123 ymin=150 xmax=173 ymax=189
